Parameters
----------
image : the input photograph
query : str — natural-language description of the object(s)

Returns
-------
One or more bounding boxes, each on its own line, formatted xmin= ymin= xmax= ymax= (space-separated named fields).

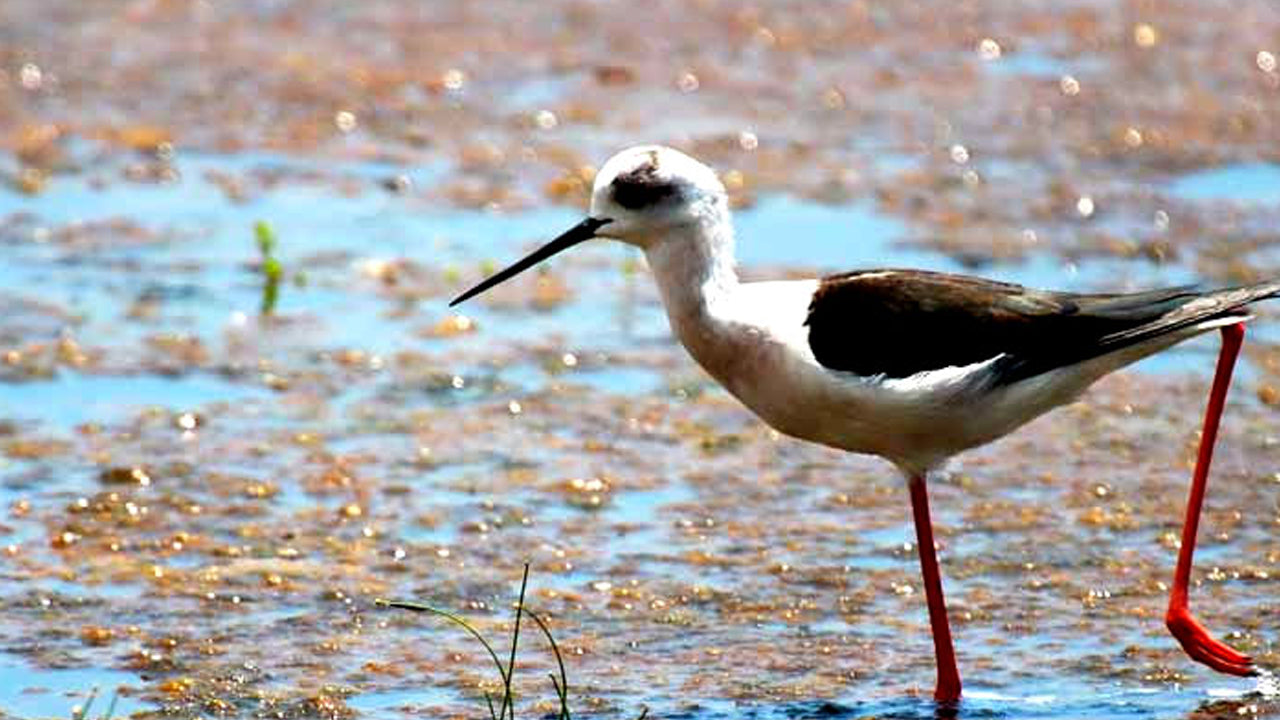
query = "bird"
xmin=450 ymin=144 xmax=1276 ymax=703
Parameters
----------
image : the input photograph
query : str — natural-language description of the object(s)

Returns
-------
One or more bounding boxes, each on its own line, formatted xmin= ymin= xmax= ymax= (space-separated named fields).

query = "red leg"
xmin=909 ymin=473 xmax=962 ymax=702
xmin=1165 ymin=322 xmax=1255 ymax=676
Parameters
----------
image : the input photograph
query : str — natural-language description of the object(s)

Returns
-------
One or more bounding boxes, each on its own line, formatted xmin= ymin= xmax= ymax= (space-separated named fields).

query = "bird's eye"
xmin=611 ymin=166 xmax=680 ymax=210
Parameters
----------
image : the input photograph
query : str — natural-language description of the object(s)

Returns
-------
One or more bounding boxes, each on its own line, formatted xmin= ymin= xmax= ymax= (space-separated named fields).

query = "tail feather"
xmin=1102 ymin=279 xmax=1280 ymax=349
xmin=991 ymin=278 xmax=1280 ymax=385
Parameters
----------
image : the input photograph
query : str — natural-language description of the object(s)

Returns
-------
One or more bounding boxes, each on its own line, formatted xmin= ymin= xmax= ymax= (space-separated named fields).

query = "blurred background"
xmin=2 ymin=1 xmax=1280 ymax=718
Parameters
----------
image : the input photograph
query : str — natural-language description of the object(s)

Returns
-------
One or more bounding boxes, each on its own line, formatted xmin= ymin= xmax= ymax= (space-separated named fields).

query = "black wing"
xmin=805 ymin=269 xmax=1278 ymax=384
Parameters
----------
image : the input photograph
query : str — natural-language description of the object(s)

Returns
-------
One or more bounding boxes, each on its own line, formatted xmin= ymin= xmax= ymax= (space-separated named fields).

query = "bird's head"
xmin=589 ymin=145 xmax=727 ymax=247
xmin=450 ymin=145 xmax=728 ymax=306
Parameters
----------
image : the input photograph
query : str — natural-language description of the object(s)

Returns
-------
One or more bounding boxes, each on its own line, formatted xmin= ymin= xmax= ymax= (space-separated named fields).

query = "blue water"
xmin=0 ymin=151 xmax=594 ymax=356
xmin=734 ymin=195 xmax=1202 ymax=291
xmin=1168 ymin=163 xmax=1280 ymax=203
xmin=652 ymin=684 xmax=1267 ymax=719
xmin=986 ymin=51 xmax=1075 ymax=78
xmin=345 ymin=685 xmax=461 ymax=718
xmin=0 ymin=371 xmax=268 ymax=430
xmin=0 ymin=653 xmax=143 ymax=719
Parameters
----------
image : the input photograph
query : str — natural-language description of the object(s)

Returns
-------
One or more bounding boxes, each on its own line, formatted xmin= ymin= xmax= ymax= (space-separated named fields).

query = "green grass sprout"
xmin=379 ymin=563 xmax=647 ymax=720
xmin=69 ymin=685 xmax=119 ymax=720
xmin=497 ymin=564 xmax=531 ymax=720
xmin=70 ymin=686 xmax=97 ymax=720
xmin=100 ymin=690 xmax=119 ymax=720
xmin=527 ymin=609 xmax=570 ymax=720
xmin=254 ymin=220 xmax=284 ymax=316
xmin=376 ymin=599 xmax=510 ymax=719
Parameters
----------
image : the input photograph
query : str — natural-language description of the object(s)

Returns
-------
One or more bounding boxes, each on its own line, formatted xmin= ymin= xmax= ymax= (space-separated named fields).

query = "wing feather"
xmin=805 ymin=269 xmax=1280 ymax=384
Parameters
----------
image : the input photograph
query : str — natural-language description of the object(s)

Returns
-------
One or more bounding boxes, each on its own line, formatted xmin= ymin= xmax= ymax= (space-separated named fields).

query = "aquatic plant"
xmin=379 ymin=563 xmax=647 ymax=720
xmin=254 ymin=220 xmax=284 ymax=316
xmin=69 ymin=686 xmax=119 ymax=720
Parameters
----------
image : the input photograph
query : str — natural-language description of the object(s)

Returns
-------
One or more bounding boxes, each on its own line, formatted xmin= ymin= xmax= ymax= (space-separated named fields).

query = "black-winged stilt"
xmin=451 ymin=145 xmax=1275 ymax=702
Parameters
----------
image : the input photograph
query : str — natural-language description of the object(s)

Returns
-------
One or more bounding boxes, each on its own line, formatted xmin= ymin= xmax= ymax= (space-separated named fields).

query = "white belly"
xmin=711 ymin=340 xmax=1093 ymax=475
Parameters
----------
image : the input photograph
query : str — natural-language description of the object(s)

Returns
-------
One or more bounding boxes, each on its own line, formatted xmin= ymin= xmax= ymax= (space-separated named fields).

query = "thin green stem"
xmin=380 ymin=565 xmax=646 ymax=720
xmin=497 ymin=563 xmax=532 ymax=720
xmin=528 ymin=610 xmax=570 ymax=720
xmin=376 ymin=599 xmax=510 ymax=692
xmin=549 ymin=676 xmax=568 ymax=720
xmin=71 ymin=687 xmax=98 ymax=720
xmin=101 ymin=689 xmax=119 ymax=720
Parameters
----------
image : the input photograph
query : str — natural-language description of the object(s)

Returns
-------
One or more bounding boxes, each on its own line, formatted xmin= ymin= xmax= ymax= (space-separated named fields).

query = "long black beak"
xmin=449 ymin=217 xmax=612 ymax=307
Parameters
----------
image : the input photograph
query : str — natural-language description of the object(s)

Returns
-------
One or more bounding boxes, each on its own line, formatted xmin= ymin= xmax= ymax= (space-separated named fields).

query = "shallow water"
xmin=4 ymin=150 xmax=1274 ymax=720
xmin=0 ymin=655 xmax=145 ymax=720
xmin=1168 ymin=164 xmax=1280 ymax=204
xmin=4 ymin=2 xmax=1280 ymax=719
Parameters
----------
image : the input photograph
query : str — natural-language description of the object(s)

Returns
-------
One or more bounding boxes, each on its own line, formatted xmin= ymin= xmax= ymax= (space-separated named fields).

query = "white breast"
xmin=687 ymin=279 xmax=892 ymax=454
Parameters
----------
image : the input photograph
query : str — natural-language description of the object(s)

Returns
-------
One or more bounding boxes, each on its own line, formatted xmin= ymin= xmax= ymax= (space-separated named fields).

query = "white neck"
xmin=642 ymin=208 xmax=741 ymax=367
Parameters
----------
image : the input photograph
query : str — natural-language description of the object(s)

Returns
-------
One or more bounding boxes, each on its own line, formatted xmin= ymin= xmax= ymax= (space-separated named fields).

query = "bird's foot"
xmin=1166 ymin=605 xmax=1255 ymax=676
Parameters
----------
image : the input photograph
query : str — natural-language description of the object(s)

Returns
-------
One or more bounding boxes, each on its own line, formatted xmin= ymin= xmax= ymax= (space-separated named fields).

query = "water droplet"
xmin=334 ymin=110 xmax=357 ymax=133
xmin=1258 ymin=51 xmax=1277 ymax=74
xmin=1133 ymin=23 xmax=1158 ymax=48
xmin=19 ymin=63 xmax=42 ymax=90
xmin=534 ymin=109 xmax=558 ymax=130
xmin=442 ymin=68 xmax=465 ymax=91
xmin=977 ymin=38 xmax=1002 ymax=61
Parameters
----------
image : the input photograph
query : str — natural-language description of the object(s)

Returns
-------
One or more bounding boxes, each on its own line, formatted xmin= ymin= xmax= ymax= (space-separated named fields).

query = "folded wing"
xmin=805 ymin=269 xmax=1279 ymax=385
